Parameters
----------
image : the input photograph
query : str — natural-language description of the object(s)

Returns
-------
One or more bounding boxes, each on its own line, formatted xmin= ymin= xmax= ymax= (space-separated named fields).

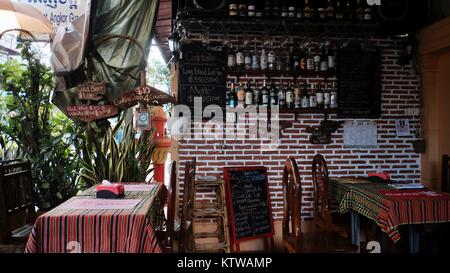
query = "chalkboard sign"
xmin=223 ymin=166 xmax=274 ymax=245
xmin=179 ymin=43 xmax=226 ymax=111
xmin=337 ymin=46 xmax=381 ymax=118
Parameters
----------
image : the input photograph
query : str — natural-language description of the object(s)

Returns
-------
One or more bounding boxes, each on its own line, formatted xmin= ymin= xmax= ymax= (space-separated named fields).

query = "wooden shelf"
xmin=225 ymin=107 xmax=338 ymax=114
xmin=227 ymin=69 xmax=336 ymax=79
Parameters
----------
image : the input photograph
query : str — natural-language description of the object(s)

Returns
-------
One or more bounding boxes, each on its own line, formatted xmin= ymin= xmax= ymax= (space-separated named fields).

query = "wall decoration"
xmin=113 ymin=85 xmax=176 ymax=109
xmin=133 ymin=110 xmax=152 ymax=131
xmin=305 ymin=120 xmax=344 ymax=144
xmin=77 ymin=81 xmax=107 ymax=101
xmin=66 ymin=105 xmax=118 ymax=122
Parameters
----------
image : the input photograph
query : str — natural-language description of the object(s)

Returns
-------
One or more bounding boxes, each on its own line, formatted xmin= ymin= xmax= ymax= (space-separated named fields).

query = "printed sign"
xmin=113 ymin=85 xmax=176 ymax=109
xmin=133 ymin=110 xmax=152 ymax=131
xmin=395 ymin=119 xmax=411 ymax=137
xmin=66 ymin=105 xmax=118 ymax=122
xmin=77 ymin=81 xmax=106 ymax=101
xmin=17 ymin=0 xmax=87 ymax=27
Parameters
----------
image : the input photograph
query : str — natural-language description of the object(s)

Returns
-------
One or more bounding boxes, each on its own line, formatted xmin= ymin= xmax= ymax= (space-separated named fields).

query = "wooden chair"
xmin=179 ymin=158 xmax=196 ymax=253
xmin=442 ymin=155 xmax=450 ymax=193
xmin=0 ymin=160 xmax=36 ymax=245
xmin=156 ymin=161 xmax=178 ymax=252
xmin=312 ymin=154 xmax=351 ymax=235
xmin=282 ymin=157 xmax=357 ymax=253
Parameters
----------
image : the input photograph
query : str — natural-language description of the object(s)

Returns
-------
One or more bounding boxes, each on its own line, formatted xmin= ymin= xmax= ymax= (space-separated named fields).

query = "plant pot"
xmin=412 ymin=139 xmax=426 ymax=154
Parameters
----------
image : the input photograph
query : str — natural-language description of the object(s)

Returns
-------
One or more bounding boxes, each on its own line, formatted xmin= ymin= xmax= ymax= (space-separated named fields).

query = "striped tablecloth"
xmin=330 ymin=178 xmax=450 ymax=242
xmin=25 ymin=183 xmax=166 ymax=253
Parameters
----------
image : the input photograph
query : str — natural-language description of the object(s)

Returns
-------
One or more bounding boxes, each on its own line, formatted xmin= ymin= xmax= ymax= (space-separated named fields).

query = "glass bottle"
xmin=288 ymin=0 xmax=296 ymax=18
xmin=264 ymin=0 xmax=272 ymax=18
xmin=306 ymin=47 xmax=314 ymax=71
xmin=253 ymin=81 xmax=261 ymax=107
xmin=251 ymin=45 xmax=260 ymax=70
xmin=261 ymin=79 xmax=269 ymax=106
xmin=268 ymin=48 xmax=276 ymax=70
xmin=227 ymin=45 xmax=236 ymax=69
xmin=309 ymin=84 xmax=317 ymax=108
xmin=236 ymin=45 xmax=245 ymax=69
xmin=245 ymin=82 xmax=253 ymax=106
xmin=320 ymin=45 xmax=329 ymax=72
xmin=239 ymin=1 xmax=248 ymax=17
xmin=256 ymin=2 xmax=264 ymax=18
xmin=345 ymin=0 xmax=353 ymax=21
xmin=316 ymin=81 xmax=324 ymax=109
xmin=291 ymin=44 xmax=300 ymax=71
xmin=278 ymin=82 xmax=286 ymax=109
xmin=324 ymin=81 xmax=331 ymax=109
xmin=229 ymin=82 xmax=237 ymax=108
xmin=299 ymin=44 xmax=307 ymax=72
xmin=245 ymin=47 xmax=252 ymax=70
xmin=286 ymin=82 xmax=294 ymax=109
xmin=226 ymin=82 xmax=231 ymax=108
xmin=335 ymin=1 xmax=344 ymax=20
xmin=314 ymin=47 xmax=321 ymax=72
xmin=237 ymin=82 xmax=246 ymax=108
xmin=303 ymin=0 xmax=312 ymax=20
xmin=364 ymin=3 xmax=373 ymax=21
xmin=229 ymin=1 xmax=239 ymax=17
xmin=294 ymin=83 xmax=301 ymax=109
xmin=330 ymin=82 xmax=338 ymax=109
xmin=328 ymin=43 xmax=336 ymax=72
xmin=356 ymin=0 xmax=364 ymax=21
xmin=248 ymin=0 xmax=256 ymax=17
xmin=261 ymin=48 xmax=268 ymax=70
xmin=326 ymin=0 xmax=335 ymax=20
xmin=281 ymin=0 xmax=288 ymax=18
xmin=269 ymin=81 xmax=278 ymax=107
xmin=272 ymin=0 xmax=280 ymax=18
xmin=296 ymin=0 xmax=303 ymax=19
xmin=301 ymin=82 xmax=310 ymax=108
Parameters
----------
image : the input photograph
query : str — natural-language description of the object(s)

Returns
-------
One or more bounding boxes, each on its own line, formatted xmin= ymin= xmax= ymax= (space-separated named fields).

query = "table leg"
xmin=409 ymin=225 xmax=420 ymax=254
xmin=351 ymin=210 xmax=361 ymax=253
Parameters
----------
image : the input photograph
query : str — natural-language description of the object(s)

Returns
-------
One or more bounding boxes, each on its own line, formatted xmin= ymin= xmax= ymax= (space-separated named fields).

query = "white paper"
xmin=395 ymin=119 xmax=411 ymax=137
xmin=344 ymin=121 xmax=378 ymax=148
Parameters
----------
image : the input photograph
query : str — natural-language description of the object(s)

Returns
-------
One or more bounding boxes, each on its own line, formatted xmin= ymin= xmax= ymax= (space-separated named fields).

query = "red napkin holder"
xmin=96 ymin=183 xmax=125 ymax=199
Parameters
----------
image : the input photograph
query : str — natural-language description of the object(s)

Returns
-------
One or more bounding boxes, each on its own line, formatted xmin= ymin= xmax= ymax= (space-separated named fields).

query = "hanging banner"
xmin=17 ymin=0 xmax=88 ymax=27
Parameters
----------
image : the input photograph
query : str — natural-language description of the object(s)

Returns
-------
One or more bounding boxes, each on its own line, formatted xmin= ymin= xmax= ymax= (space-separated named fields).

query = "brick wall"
xmin=175 ymin=36 xmax=421 ymax=220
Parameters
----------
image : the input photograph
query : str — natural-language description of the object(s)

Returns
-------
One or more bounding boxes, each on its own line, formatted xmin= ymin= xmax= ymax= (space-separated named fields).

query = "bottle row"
xmin=227 ymin=0 xmax=374 ymax=21
xmin=228 ymin=42 xmax=337 ymax=73
xmin=226 ymin=79 xmax=338 ymax=110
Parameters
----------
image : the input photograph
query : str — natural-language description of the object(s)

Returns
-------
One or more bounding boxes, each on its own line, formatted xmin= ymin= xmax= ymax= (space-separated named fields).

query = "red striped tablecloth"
xmin=25 ymin=183 xmax=166 ymax=253
xmin=330 ymin=178 xmax=450 ymax=242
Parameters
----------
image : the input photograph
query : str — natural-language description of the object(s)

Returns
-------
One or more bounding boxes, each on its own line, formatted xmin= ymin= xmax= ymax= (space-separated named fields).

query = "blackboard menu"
xmin=224 ymin=167 xmax=274 ymax=242
xmin=179 ymin=43 xmax=226 ymax=111
xmin=337 ymin=46 xmax=381 ymax=118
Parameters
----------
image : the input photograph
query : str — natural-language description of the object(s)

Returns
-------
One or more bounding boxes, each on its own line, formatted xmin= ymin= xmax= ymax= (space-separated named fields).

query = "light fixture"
xmin=168 ymin=30 xmax=180 ymax=56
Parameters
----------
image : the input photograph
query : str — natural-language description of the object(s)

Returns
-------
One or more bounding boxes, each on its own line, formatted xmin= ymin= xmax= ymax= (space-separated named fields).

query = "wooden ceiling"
xmin=154 ymin=0 xmax=173 ymax=63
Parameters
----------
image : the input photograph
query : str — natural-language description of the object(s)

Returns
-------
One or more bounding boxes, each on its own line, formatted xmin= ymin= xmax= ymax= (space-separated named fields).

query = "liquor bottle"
xmin=301 ymin=82 xmax=310 ymax=108
xmin=326 ymin=0 xmax=335 ymax=20
xmin=294 ymin=83 xmax=301 ymax=109
xmin=306 ymin=47 xmax=314 ymax=71
xmin=309 ymin=85 xmax=317 ymax=108
xmin=229 ymin=82 xmax=237 ymax=108
xmin=330 ymin=82 xmax=338 ymax=109
xmin=245 ymin=48 xmax=252 ymax=70
xmin=272 ymin=0 xmax=280 ymax=18
xmin=320 ymin=45 xmax=329 ymax=72
xmin=264 ymin=0 xmax=272 ymax=18
xmin=239 ymin=1 xmax=247 ymax=17
xmin=324 ymin=81 xmax=331 ymax=109
xmin=356 ymin=0 xmax=364 ymax=21
xmin=251 ymin=45 xmax=260 ymax=70
xmin=268 ymin=48 xmax=276 ymax=70
xmin=288 ymin=0 xmax=296 ymax=18
xmin=317 ymin=4 xmax=325 ymax=21
xmin=236 ymin=45 xmax=245 ymax=69
xmin=260 ymin=48 xmax=268 ymax=70
xmin=345 ymin=0 xmax=353 ymax=20
xmin=248 ymin=0 xmax=256 ymax=17
xmin=256 ymin=2 xmax=264 ymax=18
xmin=227 ymin=45 xmax=236 ymax=68
xmin=328 ymin=44 xmax=336 ymax=71
xmin=291 ymin=44 xmax=300 ymax=71
xmin=226 ymin=82 xmax=231 ymax=108
xmin=335 ymin=1 xmax=344 ymax=20
xmin=237 ymin=82 xmax=246 ymax=108
xmin=303 ymin=0 xmax=312 ymax=20
xmin=316 ymin=81 xmax=324 ymax=109
xmin=245 ymin=82 xmax=253 ymax=106
xmin=253 ymin=81 xmax=262 ymax=106
xmin=299 ymin=44 xmax=307 ymax=72
xmin=269 ymin=81 xmax=278 ymax=107
xmin=286 ymin=82 xmax=294 ymax=109
xmin=280 ymin=46 xmax=290 ymax=71
xmin=314 ymin=47 xmax=321 ymax=72
xmin=364 ymin=3 xmax=373 ymax=21
xmin=278 ymin=82 xmax=286 ymax=109
xmin=281 ymin=0 xmax=288 ymax=18
xmin=296 ymin=0 xmax=303 ymax=19
xmin=261 ymin=79 xmax=269 ymax=106
xmin=229 ymin=1 xmax=239 ymax=17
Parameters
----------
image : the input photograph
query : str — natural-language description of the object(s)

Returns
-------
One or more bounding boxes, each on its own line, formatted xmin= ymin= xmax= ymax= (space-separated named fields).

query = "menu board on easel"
xmin=179 ymin=43 xmax=226 ymax=112
xmin=223 ymin=166 xmax=274 ymax=252
xmin=337 ymin=46 xmax=381 ymax=119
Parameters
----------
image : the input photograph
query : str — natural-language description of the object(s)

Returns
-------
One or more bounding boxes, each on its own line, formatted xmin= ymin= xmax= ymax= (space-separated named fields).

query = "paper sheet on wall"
xmin=344 ymin=121 xmax=378 ymax=148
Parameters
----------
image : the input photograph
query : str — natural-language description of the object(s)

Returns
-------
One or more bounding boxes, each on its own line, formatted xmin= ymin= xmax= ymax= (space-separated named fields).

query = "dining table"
xmin=329 ymin=177 xmax=450 ymax=253
xmin=25 ymin=182 xmax=166 ymax=253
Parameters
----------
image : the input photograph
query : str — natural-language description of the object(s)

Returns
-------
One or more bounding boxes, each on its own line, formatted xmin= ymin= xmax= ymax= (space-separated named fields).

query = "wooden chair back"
xmin=442 ymin=155 xmax=450 ymax=193
xmin=312 ymin=154 xmax=334 ymax=232
xmin=179 ymin=158 xmax=196 ymax=252
xmin=164 ymin=161 xmax=177 ymax=248
xmin=0 ymin=160 xmax=36 ymax=243
xmin=282 ymin=157 xmax=303 ymax=244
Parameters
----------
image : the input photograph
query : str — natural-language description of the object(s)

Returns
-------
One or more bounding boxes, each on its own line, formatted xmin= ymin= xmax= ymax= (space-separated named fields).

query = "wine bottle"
xmin=261 ymin=79 xmax=269 ymax=106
